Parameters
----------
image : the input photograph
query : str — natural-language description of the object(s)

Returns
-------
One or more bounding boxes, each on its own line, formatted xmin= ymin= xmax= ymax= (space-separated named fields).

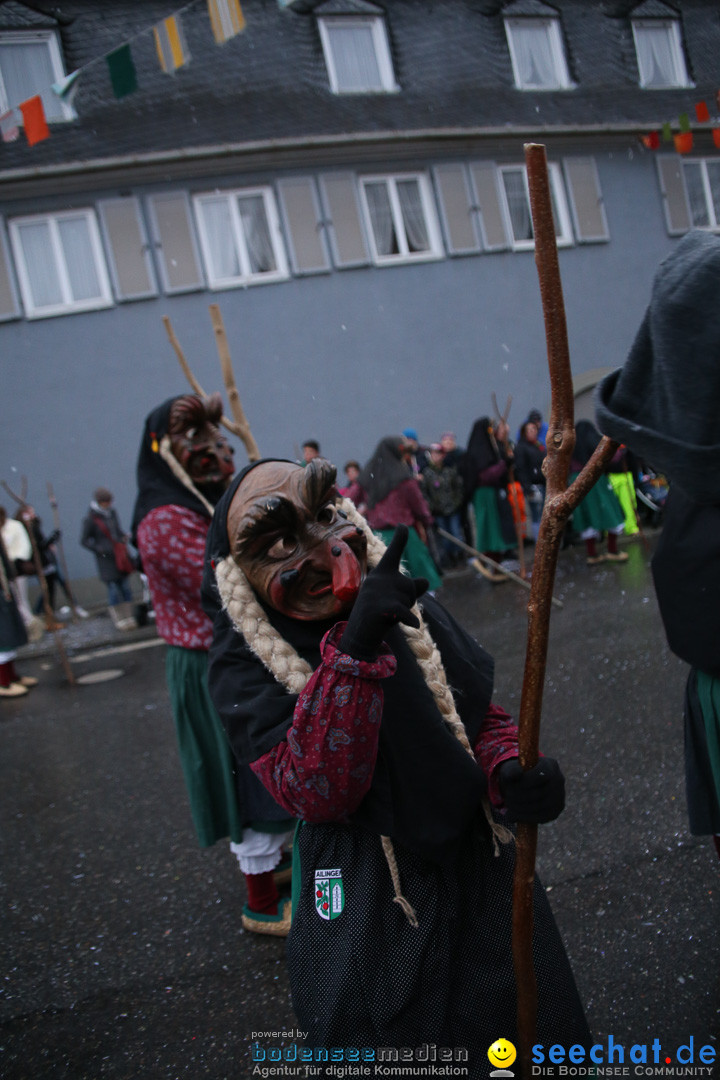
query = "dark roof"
xmin=0 ymin=0 xmax=717 ymax=178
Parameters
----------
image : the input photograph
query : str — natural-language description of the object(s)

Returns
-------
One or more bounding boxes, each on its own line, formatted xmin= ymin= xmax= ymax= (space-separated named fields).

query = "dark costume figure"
xmin=569 ymin=421 xmax=627 ymax=565
xmin=596 ymin=230 xmax=720 ymax=858
xmin=132 ymin=395 xmax=294 ymax=934
xmin=16 ymin=507 xmax=73 ymax=630
xmin=514 ymin=420 xmax=547 ymax=542
xmin=349 ymin=435 xmax=441 ymax=592
xmin=202 ymin=457 xmax=590 ymax=1074
xmin=461 ymin=417 xmax=517 ymax=582
xmin=0 ymin=534 xmax=36 ymax=698
xmin=420 ymin=443 xmax=465 ymax=568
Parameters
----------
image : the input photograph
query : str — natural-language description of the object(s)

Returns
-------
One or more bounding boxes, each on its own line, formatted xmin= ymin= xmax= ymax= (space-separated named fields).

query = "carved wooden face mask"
xmin=227 ymin=458 xmax=368 ymax=621
xmin=168 ymin=393 xmax=235 ymax=491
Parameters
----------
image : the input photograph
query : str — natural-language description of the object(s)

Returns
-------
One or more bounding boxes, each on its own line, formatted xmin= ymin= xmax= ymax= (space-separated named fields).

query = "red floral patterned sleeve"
xmin=250 ymin=623 xmax=397 ymax=823
xmin=474 ymin=702 xmax=520 ymax=808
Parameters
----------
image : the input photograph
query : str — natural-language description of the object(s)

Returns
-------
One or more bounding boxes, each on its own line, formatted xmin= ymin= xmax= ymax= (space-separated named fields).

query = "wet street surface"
xmin=1 ymin=534 xmax=718 ymax=1079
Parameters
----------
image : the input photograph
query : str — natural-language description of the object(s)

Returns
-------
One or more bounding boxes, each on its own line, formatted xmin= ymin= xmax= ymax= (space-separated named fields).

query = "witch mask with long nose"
xmin=227 ymin=458 xmax=368 ymax=620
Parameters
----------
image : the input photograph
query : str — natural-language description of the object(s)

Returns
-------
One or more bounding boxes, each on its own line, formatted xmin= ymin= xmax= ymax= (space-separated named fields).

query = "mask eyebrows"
xmin=234 ymin=495 xmax=298 ymax=557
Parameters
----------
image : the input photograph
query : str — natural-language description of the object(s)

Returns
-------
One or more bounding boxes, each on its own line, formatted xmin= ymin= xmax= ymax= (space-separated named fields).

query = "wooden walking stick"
xmin=162 ymin=309 xmax=261 ymax=463
xmin=1 ymin=480 xmax=76 ymax=687
xmin=47 ymin=482 xmax=79 ymax=620
xmin=512 ymin=144 xmax=617 ymax=1078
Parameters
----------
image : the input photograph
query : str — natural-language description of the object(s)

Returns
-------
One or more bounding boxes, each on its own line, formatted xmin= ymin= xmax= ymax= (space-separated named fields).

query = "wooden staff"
xmin=436 ymin=528 xmax=563 ymax=609
xmin=47 ymin=482 xmax=79 ymax=620
xmin=162 ymin=310 xmax=261 ymax=463
xmin=512 ymin=144 xmax=617 ymax=1078
xmin=1 ymin=480 xmax=76 ymax=687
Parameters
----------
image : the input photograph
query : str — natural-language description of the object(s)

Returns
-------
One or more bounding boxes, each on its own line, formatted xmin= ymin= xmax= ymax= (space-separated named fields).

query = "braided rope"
xmin=159 ymin=435 xmax=216 ymax=518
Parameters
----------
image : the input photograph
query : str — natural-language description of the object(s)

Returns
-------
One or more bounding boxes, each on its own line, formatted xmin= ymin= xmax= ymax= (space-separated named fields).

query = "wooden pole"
xmin=208 ymin=304 xmax=261 ymax=462
xmin=436 ymin=528 xmax=563 ymax=609
xmin=512 ymin=144 xmax=617 ymax=1078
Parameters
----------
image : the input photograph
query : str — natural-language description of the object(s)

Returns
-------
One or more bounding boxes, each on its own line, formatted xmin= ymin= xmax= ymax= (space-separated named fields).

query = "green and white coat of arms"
xmin=314 ymin=868 xmax=345 ymax=920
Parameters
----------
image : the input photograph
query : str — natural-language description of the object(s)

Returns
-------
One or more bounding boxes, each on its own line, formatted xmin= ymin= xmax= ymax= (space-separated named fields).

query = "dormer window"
xmin=0 ymin=30 xmax=74 ymax=122
xmin=504 ymin=16 xmax=573 ymax=91
xmin=632 ymin=18 xmax=691 ymax=89
xmin=318 ymin=13 xmax=398 ymax=94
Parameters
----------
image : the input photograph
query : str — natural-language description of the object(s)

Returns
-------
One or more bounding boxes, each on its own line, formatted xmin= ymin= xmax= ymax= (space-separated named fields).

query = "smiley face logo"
xmin=488 ymin=1039 xmax=517 ymax=1070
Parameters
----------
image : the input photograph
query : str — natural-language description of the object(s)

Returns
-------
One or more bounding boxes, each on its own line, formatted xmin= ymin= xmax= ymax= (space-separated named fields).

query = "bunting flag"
xmin=52 ymin=70 xmax=81 ymax=106
xmin=0 ymin=109 xmax=20 ymax=143
xmin=674 ymin=131 xmax=693 ymax=154
xmin=107 ymin=43 xmax=139 ymax=99
xmin=19 ymin=96 xmax=50 ymax=146
xmin=678 ymin=112 xmax=691 ymax=134
xmin=207 ymin=0 xmax=245 ymax=44
xmin=662 ymin=121 xmax=673 ymax=142
xmin=713 ymin=129 xmax=720 ymax=149
xmin=695 ymin=100 xmax=710 ymax=123
xmin=640 ymin=131 xmax=660 ymax=150
xmin=154 ymin=14 xmax=190 ymax=73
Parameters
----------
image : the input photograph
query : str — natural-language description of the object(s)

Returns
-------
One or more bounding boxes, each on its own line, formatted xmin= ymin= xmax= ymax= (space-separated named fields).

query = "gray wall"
xmin=1 ymin=140 xmax=675 ymax=580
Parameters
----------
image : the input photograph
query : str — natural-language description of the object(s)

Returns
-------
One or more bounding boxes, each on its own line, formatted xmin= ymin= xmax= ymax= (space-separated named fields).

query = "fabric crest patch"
xmin=314 ymin=868 xmax=345 ymax=920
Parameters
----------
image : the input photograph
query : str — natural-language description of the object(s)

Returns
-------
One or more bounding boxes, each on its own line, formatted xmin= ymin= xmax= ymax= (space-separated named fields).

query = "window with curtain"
xmin=318 ymin=16 xmax=397 ymax=94
xmin=0 ymin=31 xmax=74 ymax=122
xmin=632 ymin=19 xmax=691 ymax=89
xmin=193 ymin=187 xmax=288 ymax=288
xmin=682 ymin=160 xmax=720 ymax=231
xmin=504 ymin=17 xmax=573 ymax=90
xmin=8 ymin=210 xmax=113 ymax=318
xmin=359 ymin=174 xmax=442 ymax=265
xmin=499 ymin=163 xmax=574 ymax=250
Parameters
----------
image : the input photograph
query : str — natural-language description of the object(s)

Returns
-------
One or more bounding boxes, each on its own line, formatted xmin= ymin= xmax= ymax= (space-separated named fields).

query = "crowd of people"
xmin=309 ymin=406 xmax=655 ymax=592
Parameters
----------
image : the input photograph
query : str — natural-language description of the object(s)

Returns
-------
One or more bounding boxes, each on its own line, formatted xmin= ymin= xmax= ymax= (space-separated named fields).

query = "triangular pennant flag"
xmin=154 ymin=14 xmax=190 ymax=73
xmin=19 ymin=96 xmax=50 ymax=146
xmin=674 ymin=131 xmax=693 ymax=154
xmin=52 ymin=70 xmax=81 ymax=104
xmin=0 ymin=109 xmax=19 ymax=143
xmin=662 ymin=122 xmax=673 ymax=142
xmin=678 ymin=112 xmax=691 ymax=133
xmin=208 ymin=0 xmax=246 ymax=44
xmin=107 ymin=43 xmax=139 ymax=98
xmin=695 ymin=101 xmax=710 ymax=123
xmin=640 ymin=131 xmax=660 ymax=150
xmin=713 ymin=128 xmax=720 ymax=150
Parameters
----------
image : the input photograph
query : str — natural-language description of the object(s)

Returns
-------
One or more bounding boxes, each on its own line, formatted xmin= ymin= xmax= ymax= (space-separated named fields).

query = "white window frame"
xmin=504 ymin=17 xmax=573 ymax=91
xmin=497 ymin=162 xmax=574 ymax=251
xmin=680 ymin=158 xmax=720 ymax=232
xmin=9 ymin=209 xmax=113 ymax=319
xmin=193 ymin=186 xmax=289 ymax=289
xmin=358 ymin=172 xmax=444 ymax=266
xmin=318 ymin=15 xmax=398 ymax=94
xmin=632 ymin=18 xmax=692 ymax=90
xmin=0 ymin=30 xmax=75 ymax=122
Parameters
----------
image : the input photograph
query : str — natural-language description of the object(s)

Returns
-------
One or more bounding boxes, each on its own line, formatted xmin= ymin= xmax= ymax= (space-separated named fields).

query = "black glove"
xmin=339 ymin=525 xmax=429 ymax=660
xmin=498 ymin=757 xmax=565 ymax=824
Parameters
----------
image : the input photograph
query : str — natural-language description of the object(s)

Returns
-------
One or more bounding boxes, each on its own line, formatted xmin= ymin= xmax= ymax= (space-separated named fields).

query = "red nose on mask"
xmin=330 ymin=539 xmax=363 ymax=602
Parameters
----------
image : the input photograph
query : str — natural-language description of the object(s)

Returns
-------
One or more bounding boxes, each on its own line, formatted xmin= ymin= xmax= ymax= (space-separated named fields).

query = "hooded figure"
xmin=201 ymin=456 xmax=590 ymax=1073
xmin=132 ymin=395 xmax=295 ymax=935
xmin=462 ymin=417 xmax=516 ymax=581
xmin=595 ymin=232 xmax=720 ymax=851
xmin=350 ymin=435 xmax=441 ymax=592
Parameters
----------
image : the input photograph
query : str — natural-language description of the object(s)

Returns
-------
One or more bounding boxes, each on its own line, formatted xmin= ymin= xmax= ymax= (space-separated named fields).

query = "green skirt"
xmin=570 ymin=473 xmax=625 ymax=535
xmin=166 ymin=645 xmax=244 ymax=847
xmin=470 ymin=487 xmax=507 ymax=554
xmin=377 ymin=526 xmax=443 ymax=592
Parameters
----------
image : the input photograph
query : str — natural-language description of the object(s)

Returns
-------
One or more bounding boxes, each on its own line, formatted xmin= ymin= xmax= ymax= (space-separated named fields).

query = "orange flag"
xmin=20 ymin=95 xmax=49 ymax=146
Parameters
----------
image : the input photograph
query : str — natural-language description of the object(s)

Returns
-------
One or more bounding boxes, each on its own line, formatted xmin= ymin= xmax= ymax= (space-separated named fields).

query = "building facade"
xmin=1 ymin=0 xmax=718 ymax=577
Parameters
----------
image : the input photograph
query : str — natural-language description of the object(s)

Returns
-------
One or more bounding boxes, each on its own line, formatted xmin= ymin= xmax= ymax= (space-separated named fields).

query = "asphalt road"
xmin=1 ymin=535 xmax=718 ymax=1079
